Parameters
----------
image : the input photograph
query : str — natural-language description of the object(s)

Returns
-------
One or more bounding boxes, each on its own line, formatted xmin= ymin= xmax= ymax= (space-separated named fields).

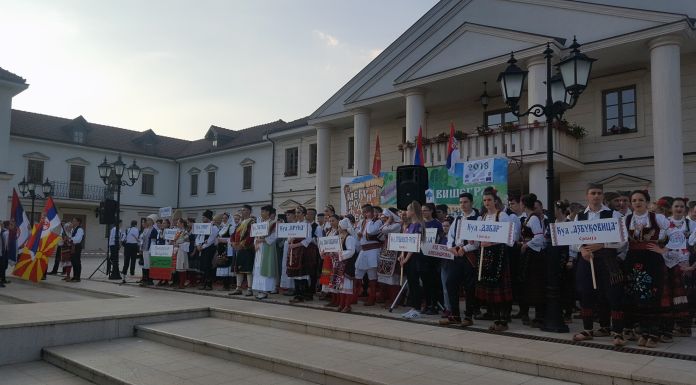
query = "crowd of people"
xmin=2 ymin=184 xmax=695 ymax=350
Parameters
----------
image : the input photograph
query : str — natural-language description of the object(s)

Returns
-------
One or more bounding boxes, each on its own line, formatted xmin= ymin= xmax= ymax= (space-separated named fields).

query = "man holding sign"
xmin=568 ymin=184 xmax=626 ymax=346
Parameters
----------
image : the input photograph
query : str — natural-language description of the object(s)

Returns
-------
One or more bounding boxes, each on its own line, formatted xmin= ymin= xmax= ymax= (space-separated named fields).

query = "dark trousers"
xmin=0 ymin=256 xmax=7 ymax=282
xmin=109 ymin=245 xmax=119 ymax=274
xmin=576 ymin=256 xmax=624 ymax=333
xmin=71 ymin=247 xmax=83 ymax=279
xmin=122 ymin=244 xmax=138 ymax=275
xmin=405 ymin=254 xmax=422 ymax=309
xmin=201 ymin=246 xmax=216 ymax=286
xmin=50 ymin=246 xmax=61 ymax=274
xmin=419 ymin=256 xmax=440 ymax=309
xmin=446 ymin=255 xmax=478 ymax=319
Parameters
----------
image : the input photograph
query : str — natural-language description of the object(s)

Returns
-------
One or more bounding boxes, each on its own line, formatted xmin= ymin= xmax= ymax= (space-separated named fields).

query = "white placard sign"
xmin=318 ymin=236 xmax=342 ymax=253
xmin=463 ymin=158 xmax=494 ymax=185
xmin=251 ymin=222 xmax=269 ymax=237
xmin=277 ymin=222 xmax=309 ymax=238
xmin=425 ymin=228 xmax=438 ymax=244
xmin=192 ymin=223 xmax=212 ymax=235
xmin=550 ymin=218 xmax=627 ymax=246
xmin=387 ymin=233 xmax=421 ymax=252
xmin=456 ymin=220 xmax=514 ymax=244
xmin=163 ymin=228 xmax=178 ymax=241
xmin=150 ymin=244 xmax=174 ymax=258
xmin=159 ymin=206 xmax=172 ymax=218
xmin=421 ymin=242 xmax=454 ymax=260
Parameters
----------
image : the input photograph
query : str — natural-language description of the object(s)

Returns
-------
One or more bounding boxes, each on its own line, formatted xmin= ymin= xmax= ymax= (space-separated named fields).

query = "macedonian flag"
xmin=13 ymin=197 xmax=62 ymax=282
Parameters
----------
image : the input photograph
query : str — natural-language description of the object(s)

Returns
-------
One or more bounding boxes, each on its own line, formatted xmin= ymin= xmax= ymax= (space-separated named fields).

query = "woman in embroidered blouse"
xmin=377 ymin=208 xmax=402 ymax=309
xmin=518 ymin=193 xmax=547 ymax=328
xmin=336 ymin=217 xmax=357 ymax=313
xmin=173 ymin=218 xmax=190 ymax=289
xmin=320 ymin=214 xmax=340 ymax=306
xmin=476 ymin=189 xmax=514 ymax=332
xmin=624 ymin=190 xmax=671 ymax=348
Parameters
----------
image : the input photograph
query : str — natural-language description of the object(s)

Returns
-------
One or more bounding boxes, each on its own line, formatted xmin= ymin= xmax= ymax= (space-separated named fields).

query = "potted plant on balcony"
xmin=454 ymin=130 xmax=467 ymax=140
xmin=434 ymin=132 xmax=449 ymax=143
xmin=501 ymin=122 xmax=519 ymax=133
xmin=566 ymin=122 xmax=587 ymax=139
xmin=398 ymin=141 xmax=415 ymax=151
xmin=476 ymin=125 xmax=494 ymax=136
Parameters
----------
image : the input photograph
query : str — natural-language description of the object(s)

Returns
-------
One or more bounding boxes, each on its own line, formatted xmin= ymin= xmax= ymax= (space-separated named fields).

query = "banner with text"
xmin=318 ymin=236 xmax=342 ymax=253
xmin=192 ymin=223 xmax=211 ymax=235
xmin=159 ymin=206 xmax=172 ymax=218
xmin=456 ymin=220 xmax=514 ymax=245
xmin=163 ymin=228 xmax=178 ymax=241
xmin=149 ymin=244 xmax=174 ymax=280
xmin=387 ymin=233 xmax=421 ymax=252
xmin=251 ymin=222 xmax=269 ymax=237
xmin=550 ymin=218 xmax=628 ymax=246
xmin=421 ymin=242 xmax=454 ymax=260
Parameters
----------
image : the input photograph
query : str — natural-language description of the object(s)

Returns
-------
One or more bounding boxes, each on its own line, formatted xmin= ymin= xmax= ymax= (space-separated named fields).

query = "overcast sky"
xmin=1 ymin=0 xmax=437 ymax=139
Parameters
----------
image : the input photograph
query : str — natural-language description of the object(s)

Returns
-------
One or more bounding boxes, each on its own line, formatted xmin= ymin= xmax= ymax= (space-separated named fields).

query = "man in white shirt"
xmin=122 ymin=220 xmax=140 ymax=277
xmin=197 ymin=210 xmax=219 ymax=291
xmin=69 ymin=217 xmax=85 ymax=282
xmin=108 ymin=220 xmax=125 ymax=280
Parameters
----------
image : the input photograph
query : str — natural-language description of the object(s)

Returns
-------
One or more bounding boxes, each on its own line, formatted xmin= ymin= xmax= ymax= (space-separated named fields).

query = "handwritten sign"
xmin=457 ymin=220 xmax=513 ymax=244
xmin=550 ymin=218 xmax=627 ymax=246
xmin=251 ymin=222 xmax=269 ymax=237
xmin=387 ymin=233 xmax=421 ymax=252
xmin=163 ymin=228 xmax=178 ymax=241
xmin=277 ymin=222 xmax=309 ymax=238
xmin=159 ymin=206 xmax=172 ymax=218
xmin=425 ymin=228 xmax=438 ymax=244
xmin=318 ymin=236 xmax=342 ymax=253
xmin=421 ymin=242 xmax=454 ymax=260
xmin=192 ymin=223 xmax=212 ymax=235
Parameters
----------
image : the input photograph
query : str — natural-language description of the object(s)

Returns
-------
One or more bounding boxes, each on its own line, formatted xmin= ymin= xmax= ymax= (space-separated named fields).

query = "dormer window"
xmin=212 ymin=137 xmax=218 ymax=148
xmin=73 ymin=129 xmax=85 ymax=144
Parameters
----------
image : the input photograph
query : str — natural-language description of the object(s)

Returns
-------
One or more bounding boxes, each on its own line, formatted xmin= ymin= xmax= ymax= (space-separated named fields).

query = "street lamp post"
xmin=497 ymin=37 xmax=596 ymax=333
xmin=18 ymin=177 xmax=54 ymax=226
xmin=97 ymin=154 xmax=141 ymax=280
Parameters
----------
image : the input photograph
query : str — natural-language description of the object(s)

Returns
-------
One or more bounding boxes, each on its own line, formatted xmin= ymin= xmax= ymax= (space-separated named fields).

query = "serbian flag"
xmin=13 ymin=197 xmax=61 ymax=282
xmin=413 ymin=126 xmax=425 ymax=166
xmin=371 ymin=134 xmax=381 ymax=176
xmin=446 ymin=122 xmax=460 ymax=174
xmin=11 ymin=189 xmax=30 ymax=261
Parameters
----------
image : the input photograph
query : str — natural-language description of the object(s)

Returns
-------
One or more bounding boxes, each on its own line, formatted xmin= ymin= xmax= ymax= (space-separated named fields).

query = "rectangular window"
xmin=141 ymin=174 xmax=154 ymax=195
xmin=243 ymin=165 xmax=252 ymax=190
xmin=485 ymin=109 xmax=518 ymax=128
xmin=69 ymin=165 xmax=85 ymax=199
xmin=285 ymin=147 xmax=298 ymax=177
xmin=308 ymin=143 xmax=317 ymax=174
xmin=190 ymin=174 xmax=198 ymax=196
xmin=27 ymin=159 xmax=44 ymax=184
xmin=73 ymin=130 xmax=85 ymax=144
xmin=207 ymin=171 xmax=215 ymax=194
xmin=347 ymin=136 xmax=354 ymax=170
xmin=603 ymin=85 xmax=637 ymax=135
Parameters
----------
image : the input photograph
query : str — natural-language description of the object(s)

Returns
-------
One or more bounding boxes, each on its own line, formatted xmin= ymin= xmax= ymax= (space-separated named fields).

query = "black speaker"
xmin=396 ymin=165 xmax=428 ymax=210
xmin=99 ymin=199 xmax=118 ymax=224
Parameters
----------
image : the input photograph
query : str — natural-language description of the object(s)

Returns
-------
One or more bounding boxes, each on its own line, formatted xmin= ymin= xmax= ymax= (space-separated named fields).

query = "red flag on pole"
xmin=372 ymin=134 xmax=381 ymax=176
xmin=414 ymin=126 xmax=425 ymax=166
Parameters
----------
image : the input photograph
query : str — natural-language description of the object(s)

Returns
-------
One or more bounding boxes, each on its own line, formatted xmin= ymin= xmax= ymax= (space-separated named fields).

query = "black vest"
xmin=451 ymin=210 xmax=479 ymax=247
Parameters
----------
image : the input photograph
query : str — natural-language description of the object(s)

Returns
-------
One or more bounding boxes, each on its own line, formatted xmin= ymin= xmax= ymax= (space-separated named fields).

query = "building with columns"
xmin=302 ymin=0 xmax=696 ymax=211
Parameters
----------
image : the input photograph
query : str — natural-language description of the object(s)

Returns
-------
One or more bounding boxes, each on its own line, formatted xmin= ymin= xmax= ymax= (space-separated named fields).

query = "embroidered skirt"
xmin=475 ymin=244 xmax=512 ymax=305
xmin=234 ymin=248 xmax=255 ymax=274
xmin=624 ymin=249 xmax=669 ymax=315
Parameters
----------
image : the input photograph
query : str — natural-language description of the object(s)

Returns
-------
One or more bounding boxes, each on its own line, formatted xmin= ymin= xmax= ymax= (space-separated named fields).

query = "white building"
xmin=299 ymin=0 xmax=696 ymax=211
xmin=0 ymin=71 xmax=307 ymax=250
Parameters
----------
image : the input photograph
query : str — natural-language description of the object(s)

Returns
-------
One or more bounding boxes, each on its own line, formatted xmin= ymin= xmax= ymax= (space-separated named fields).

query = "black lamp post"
xmin=97 ymin=154 xmax=141 ymax=280
xmin=18 ymin=177 xmax=54 ymax=226
xmin=496 ymin=37 xmax=595 ymax=333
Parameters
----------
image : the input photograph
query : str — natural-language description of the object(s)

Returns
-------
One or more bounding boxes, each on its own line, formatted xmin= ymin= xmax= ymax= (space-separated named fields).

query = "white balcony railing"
xmin=418 ymin=124 xmax=581 ymax=166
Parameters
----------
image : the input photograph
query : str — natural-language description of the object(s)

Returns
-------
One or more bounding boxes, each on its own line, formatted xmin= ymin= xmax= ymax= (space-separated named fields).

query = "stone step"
xmin=42 ymin=337 xmax=314 ymax=385
xmin=207 ymin=306 xmax=695 ymax=385
xmin=135 ymin=317 xmax=577 ymax=385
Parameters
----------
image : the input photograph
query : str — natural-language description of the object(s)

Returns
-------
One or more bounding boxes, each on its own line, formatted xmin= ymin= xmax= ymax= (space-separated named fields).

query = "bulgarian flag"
xmin=413 ymin=126 xmax=425 ymax=166
xmin=13 ymin=197 xmax=62 ymax=282
xmin=371 ymin=133 xmax=381 ymax=176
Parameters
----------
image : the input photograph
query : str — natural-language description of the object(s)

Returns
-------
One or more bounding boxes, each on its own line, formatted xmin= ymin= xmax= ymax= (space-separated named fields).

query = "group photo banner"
xmin=456 ymin=219 xmax=514 ymax=245
xmin=550 ymin=218 xmax=628 ymax=246
xmin=340 ymin=157 xmax=508 ymax=217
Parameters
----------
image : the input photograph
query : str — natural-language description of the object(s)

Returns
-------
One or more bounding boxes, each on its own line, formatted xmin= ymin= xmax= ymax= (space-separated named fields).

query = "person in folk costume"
xmin=306 ymin=208 xmax=324 ymax=296
xmin=252 ymin=205 xmax=278 ymax=299
xmin=323 ymin=205 xmax=336 ymax=234
xmin=171 ymin=218 xmax=190 ymax=289
xmin=65 ymin=217 xmax=85 ymax=283
xmin=399 ymin=201 xmax=428 ymax=319
xmin=155 ymin=219 xmax=172 ymax=286
xmin=59 ymin=221 xmax=73 ymax=281
xmin=288 ymin=206 xmax=318 ymax=302
xmin=441 ymin=192 xmax=480 ymax=327
xmin=571 ymin=184 xmax=626 ymax=346
xmin=204 ymin=213 xmax=229 ymax=290
xmin=553 ymin=200 xmax=576 ymax=324
xmin=214 ymin=213 xmax=235 ymax=291
xmin=279 ymin=209 xmax=296 ymax=296
xmin=47 ymin=220 xmax=67 ymax=276
xmin=355 ymin=204 xmax=384 ymax=306
xmin=195 ymin=210 xmax=219 ymax=291
xmin=621 ymin=190 xmax=675 ymax=348
xmin=421 ymin=203 xmax=444 ymax=315
xmin=321 ymin=214 xmax=341 ymax=307
xmin=474 ymin=189 xmax=515 ymax=331
xmin=651 ymin=197 xmax=692 ymax=338
xmin=515 ymin=193 xmax=548 ymax=328
xmin=186 ymin=218 xmax=200 ymax=287
xmin=506 ymin=194 xmax=525 ymax=322
xmin=335 ymin=217 xmax=358 ymax=312
xmin=230 ymin=205 xmax=255 ymax=296
xmin=139 ymin=215 xmax=159 ymax=285
xmin=377 ymin=208 xmax=402 ymax=309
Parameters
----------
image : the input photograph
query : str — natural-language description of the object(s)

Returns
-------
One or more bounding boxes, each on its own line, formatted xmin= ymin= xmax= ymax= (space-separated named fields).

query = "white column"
xmin=528 ymin=163 xmax=547 ymax=205
xmin=0 ymin=80 xmax=28 ymax=218
xmin=315 ymin=124 xmax=331 ymax=211
xmin=650 ymin=36 xmax=684 ymax=197
xmin=353 ymin=108 xmax=370 ymax=176
xmin=404 ymin=89 xmax=425 ymax=164
xmin=525 ymin=57 xmax=548 ymax=198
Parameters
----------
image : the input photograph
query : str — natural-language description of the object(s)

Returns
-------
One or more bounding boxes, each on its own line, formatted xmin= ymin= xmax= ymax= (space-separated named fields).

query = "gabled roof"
xmin=0 ymin=67 xmax=27 ymax=85
xmin=10 ymin=109 xmax=311 ymax=160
